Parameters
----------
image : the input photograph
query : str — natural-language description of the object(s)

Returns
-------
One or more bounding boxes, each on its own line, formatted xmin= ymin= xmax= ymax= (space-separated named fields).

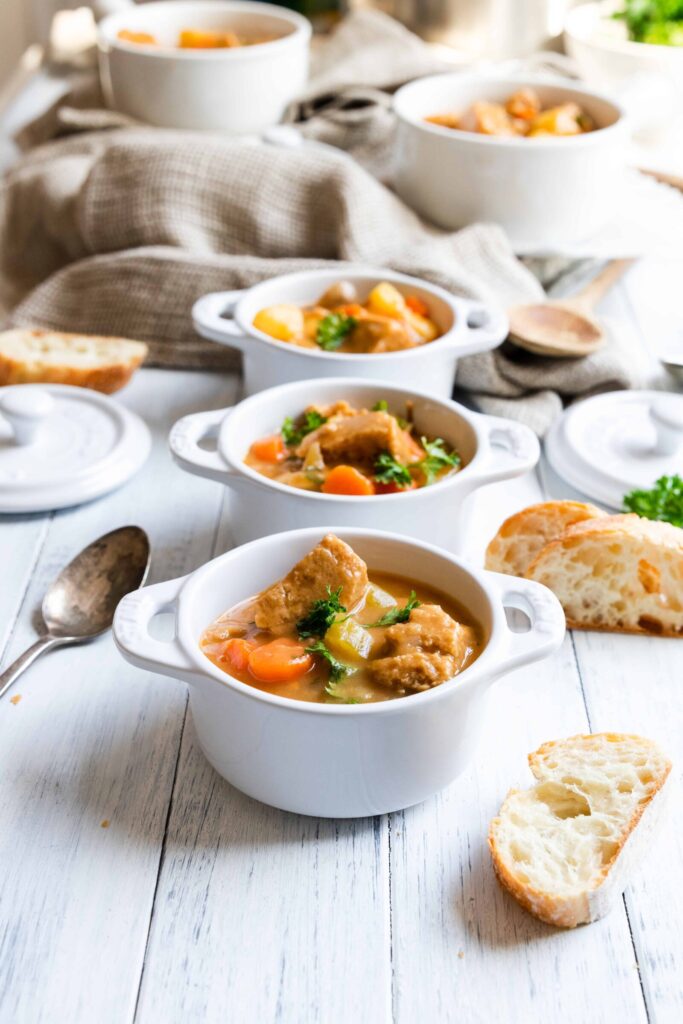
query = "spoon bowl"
xmin=508 ymin=301 xmax=604 ymax=358
xmin=0 ymin=525 xmax=151 ymax=699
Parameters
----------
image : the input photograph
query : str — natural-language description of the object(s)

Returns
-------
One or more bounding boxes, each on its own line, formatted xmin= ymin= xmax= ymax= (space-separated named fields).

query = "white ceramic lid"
xmin=0 ymin=384 xmax=151 ymax=513
xmin=545 ymin=390 xmax=683 ymax=509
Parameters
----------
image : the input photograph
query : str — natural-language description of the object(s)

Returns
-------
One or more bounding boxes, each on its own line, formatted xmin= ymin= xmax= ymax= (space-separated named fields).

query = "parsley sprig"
xmin=316 ymin=313 xmax=357 ymax=352
xmin=296 ymin=586 xmax=347 ymax=638
xmin=371 ymin=591 xmax=420 ymax=627
xmin=623 ymin=474 xmax=683 ymax=528
xmin=416 ymin=437 xmax=461 ymax=485
xmin=374 ymin=452 xmax=413 ymax=489
xmin=305 ymin=639 xmax=349 ymax=682
xmin=281 ymin=410 xmax=327 ymax=448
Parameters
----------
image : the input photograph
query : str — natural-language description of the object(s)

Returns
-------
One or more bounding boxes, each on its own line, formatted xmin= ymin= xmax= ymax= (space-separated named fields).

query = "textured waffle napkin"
xmin=0 ymin=10 xmax=645 ymax=435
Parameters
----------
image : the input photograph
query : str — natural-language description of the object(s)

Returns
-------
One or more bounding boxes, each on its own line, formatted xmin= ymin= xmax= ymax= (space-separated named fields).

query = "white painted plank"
xmin=134 ymin=713 xmax=391 ymax=1024
xmin=390 ymin=471 xmax=647 ymax=1024
xmin=0 ymin=369 xmax=236 ymax=1024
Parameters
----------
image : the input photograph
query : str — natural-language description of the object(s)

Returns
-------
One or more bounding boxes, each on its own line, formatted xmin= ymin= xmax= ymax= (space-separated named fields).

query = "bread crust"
xmin=485 ymin=500 xmax=605 ymax=577
xmin=0 ymin=329 xmax=148 ymax=395
xmin=489 ymin=733 xmax=672 ymax=928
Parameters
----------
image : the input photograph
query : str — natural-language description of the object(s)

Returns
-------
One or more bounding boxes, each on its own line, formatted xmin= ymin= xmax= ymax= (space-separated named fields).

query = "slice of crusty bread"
xmin=489 ymin=733 xmax=671 ymax=928
xmin=0 ymin=329 xmax=148 ymax=394
xmin=485 ymin=500 xmax=606 ymax=577
xmin=526 ymin=514 xmax=683 ymax=636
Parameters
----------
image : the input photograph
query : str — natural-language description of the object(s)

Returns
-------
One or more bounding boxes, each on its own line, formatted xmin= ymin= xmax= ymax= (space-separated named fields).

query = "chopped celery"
xmin=325 ymin=617 xmax=373 ymax=663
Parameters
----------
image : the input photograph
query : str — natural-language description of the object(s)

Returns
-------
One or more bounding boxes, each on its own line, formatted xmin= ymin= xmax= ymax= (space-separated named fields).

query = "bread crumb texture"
xmin=9 ymin=694 xmax=22 ymax=705
xmin=489 ymin=733 xmax=671 ymax=928
xmin=0 ymin=329 xmax=148 ymax=394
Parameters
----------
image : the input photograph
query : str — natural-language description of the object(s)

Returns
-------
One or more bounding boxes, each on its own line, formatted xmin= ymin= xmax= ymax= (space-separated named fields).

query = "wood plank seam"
xmin=0 ymin=513 xmax=52 ymax=665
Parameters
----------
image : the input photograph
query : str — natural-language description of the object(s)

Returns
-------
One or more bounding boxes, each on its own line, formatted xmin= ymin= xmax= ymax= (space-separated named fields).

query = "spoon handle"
xmin=0 ymin=636 xmax=64 ymax=700
xmin=569 ymin=258 xmax=636 ymax=313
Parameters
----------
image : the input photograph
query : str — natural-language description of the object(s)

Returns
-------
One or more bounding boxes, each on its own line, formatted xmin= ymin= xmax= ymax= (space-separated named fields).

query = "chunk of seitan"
xmin=369 ymin=604 xmax=477 ymax=692
xmin=253 ymin=534 xmax=368 ymax=631
xmin=296 ymin=410 xmax=421 ymax=466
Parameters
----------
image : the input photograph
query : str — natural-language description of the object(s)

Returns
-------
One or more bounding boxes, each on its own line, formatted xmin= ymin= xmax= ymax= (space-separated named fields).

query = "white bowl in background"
xmin=113 ymin=526 xmax=565 ymax=817
xmin=168 ymin=377 xmax=540 ymax=551
xmin=97 ymin=1 xmax=311 ymax=133
xmin=565 ymin=1 xmax=683 ymax=135
xmin=192 ymin=267 xmax=508 ymax=397
xmin=393 ymin=73 xmax=628 ymax=253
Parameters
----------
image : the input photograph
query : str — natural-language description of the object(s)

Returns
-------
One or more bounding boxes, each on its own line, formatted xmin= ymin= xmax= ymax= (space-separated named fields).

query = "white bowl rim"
xmin=179 ymin=525 xmax=509 ymax=716
xmin=393 ymin=71 xmax=627 ymax=147
xmin=98 ymin=0 xmax=312 ymax=61
xmin=565 ymin=0 xmax=683 ymax=56
xmin=230 ymin=266 xmax=487 ymax=362
xmin=219 ymin=376 xmax=486 ymax=504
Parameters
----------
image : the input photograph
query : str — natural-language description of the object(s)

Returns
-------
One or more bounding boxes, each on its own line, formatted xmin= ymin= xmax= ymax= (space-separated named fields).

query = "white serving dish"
xmin=393 ymin=73 xmax=628 ymax=253
xmin=169 ymin=377 xmax=540 ymax=551
xmin=565 ymin=1 xmax=683 ymax=134
xmin=96 ymin=1 xmax=311 ymax=133
xmin=113 ymin=526 xmax=565 ymax=817
xmin=192 ymin=267 xmax=508 ymax=397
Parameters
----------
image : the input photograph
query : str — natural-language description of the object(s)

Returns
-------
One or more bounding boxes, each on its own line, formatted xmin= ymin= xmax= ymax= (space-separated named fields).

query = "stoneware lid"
xmin=0 ymin=384 xmax=151 ymax=513
xmin=545 ymin=390 xmax=683 ymax=509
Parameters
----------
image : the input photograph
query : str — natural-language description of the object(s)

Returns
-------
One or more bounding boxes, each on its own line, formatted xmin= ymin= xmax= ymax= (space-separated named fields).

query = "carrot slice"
xmin=219 ymin=638 xmax=254 ymax=673
xmin=322 ymin=465 xmax=375 ymax=496
xmin=405 ymin=295 xmax=429 ymax=317
xmin=248 ymin=638 xmax=313 ymax=683
xmin=249 ymin=434 xmax=286 ymax=463
xmin=179 ymin=29 xmax=239 ymax=48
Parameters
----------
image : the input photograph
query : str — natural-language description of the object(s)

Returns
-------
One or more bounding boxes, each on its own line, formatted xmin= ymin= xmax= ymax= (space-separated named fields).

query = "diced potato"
xmin=367 ymin=282 xmax=408 ymax=320
xmin=364 ymin=584 xmax=397 ymax=611
xmin=253 ymin=304 xmax=304 ymax=343
xmin=325 ymin=618 xmax=373 ymax=663
xmin=529 ymin=103 xmax=583 ymax=137
xmin=404 ymin=309 xmax=439 ymax=343
xmin=473 ymin=101 xmax=516 ymax=136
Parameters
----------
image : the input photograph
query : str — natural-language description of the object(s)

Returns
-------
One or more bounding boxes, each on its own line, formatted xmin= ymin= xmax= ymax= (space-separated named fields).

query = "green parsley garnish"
xmin=623 ymin=474 xmax=683 ymax=527
xmin=305 ymin=639 xmax=350 ymax=685
xmin=372 ymin=400 xmax=389 ymax=412
xmin=281 ymin=410 xmax=327 ymax=448
xmin=297 ymin=586 xmax=347 ymax=638
xmin=613 ymin=1 xmax=683 ymax=46
xmin=371 ymin=591 xmax=420 ymax=627
xmin=374 ymin=452 xmax=413 ymax=489
xmin=315 ymin=313 xmax=357 ymax=352
xmin=416 ymin=437 xmax=461 ymax=486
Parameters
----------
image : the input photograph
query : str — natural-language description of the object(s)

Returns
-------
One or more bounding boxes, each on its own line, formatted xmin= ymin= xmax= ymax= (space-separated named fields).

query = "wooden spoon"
xmin=507 ymin=258 xmax=635 ymax=358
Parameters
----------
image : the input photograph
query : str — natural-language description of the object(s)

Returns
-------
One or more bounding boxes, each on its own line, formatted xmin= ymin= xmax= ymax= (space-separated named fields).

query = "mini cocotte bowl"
xmin=113 ymin=526 xmax=565 ymax=817
xmin=168 ymin=377 xmax=540 ymax=552
xmin=191 ymin=267 xmax=508 ymax=398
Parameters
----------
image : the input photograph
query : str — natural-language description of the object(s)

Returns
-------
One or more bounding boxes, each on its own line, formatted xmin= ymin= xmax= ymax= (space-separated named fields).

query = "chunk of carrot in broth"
xmin=405 ymin=295 xmax=429 ymax=318
xmin=249 ymin=434 xmax=286 ymax=463
xmin=220 ymin=638 xmax=254 ymax=673
xmin=322 ymin=465 xmax=375 ymax=496
xmin=248 ymin=638 xmax=313 ymax=683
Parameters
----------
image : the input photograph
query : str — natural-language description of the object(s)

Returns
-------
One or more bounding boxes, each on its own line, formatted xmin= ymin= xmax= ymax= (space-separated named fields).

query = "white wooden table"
xmin=0 ymin=260 xmax=681 ymax=1024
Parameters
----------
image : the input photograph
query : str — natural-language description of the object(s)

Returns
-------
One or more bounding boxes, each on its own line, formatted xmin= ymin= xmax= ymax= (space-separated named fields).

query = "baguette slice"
xmin=489 ymin=733 xmax=672 ymax=928
xmin=485 ymin=500 xmax=606 ymax=577
xmin=526 ymin=514 xmax=683 ymax=636
xmin=0 ymin=329 xmax=148 ymax=394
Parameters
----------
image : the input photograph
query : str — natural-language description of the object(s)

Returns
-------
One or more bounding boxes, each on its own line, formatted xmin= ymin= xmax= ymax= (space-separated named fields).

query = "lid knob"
xmin=0 ymin=387 xmax=56 ymax=446
xmin=650 ymin=396 xmax=683 ymax=456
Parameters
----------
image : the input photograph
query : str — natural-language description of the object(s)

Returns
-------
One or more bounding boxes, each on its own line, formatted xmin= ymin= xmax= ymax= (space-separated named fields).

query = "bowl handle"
xmin=486 ymin=572 xmax=566 ymax=674
xmin=454 ymin=301 xmax=509 ymax=356
xmin=470 ymin=414 xmax=540 ymax=482
xmin=192 ymin=290 xmax=247 ymax=348
xmin=113 ymin=577 xmax=195 ymax=680
xmin=169 ymin=407 xmax=236 ymax=484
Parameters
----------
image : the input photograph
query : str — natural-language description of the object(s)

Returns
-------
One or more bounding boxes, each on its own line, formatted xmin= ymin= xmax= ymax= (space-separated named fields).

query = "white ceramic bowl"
xmin=169 ymin=377 xmax=540 ymax=551
xmin=113 ymin=526 xmax=565 ymax=817
xmin=393 ymin=73 xmax=628 ymax=253
xmin=97 ymin=1 xmax=311 ymax=133
xmin=192 ymin=267 xmax=508 ymax=397
xmin=565 ymin=1 xmax=683 ymax=135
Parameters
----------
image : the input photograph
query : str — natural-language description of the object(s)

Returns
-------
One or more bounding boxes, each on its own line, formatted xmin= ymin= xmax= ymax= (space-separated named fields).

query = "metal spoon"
xmin=0 ymin=525 xmax=151 ymax=701
xmin=507 ymin=259 xmax=635 ymax=358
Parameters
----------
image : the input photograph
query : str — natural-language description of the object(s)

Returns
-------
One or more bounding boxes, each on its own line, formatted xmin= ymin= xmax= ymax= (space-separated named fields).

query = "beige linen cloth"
xmin=0 ymin=11 xmax=642 ymax=434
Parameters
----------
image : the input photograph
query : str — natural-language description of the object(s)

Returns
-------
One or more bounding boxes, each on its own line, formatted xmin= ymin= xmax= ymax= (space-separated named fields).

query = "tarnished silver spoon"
xmin=0 ymin=525 xmax=150 ymax=701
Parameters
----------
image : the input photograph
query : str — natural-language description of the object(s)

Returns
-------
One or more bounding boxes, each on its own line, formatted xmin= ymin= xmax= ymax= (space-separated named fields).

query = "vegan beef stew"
xmin=426 ymin=87 xmax=595 ymax=138
xmin=200 ymin=534 xmax=483 ymax=704
xmin=244 ymin=399 xmax=461 ymax=496
xmin=252 ymin=281 xmax=442 ymax=353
